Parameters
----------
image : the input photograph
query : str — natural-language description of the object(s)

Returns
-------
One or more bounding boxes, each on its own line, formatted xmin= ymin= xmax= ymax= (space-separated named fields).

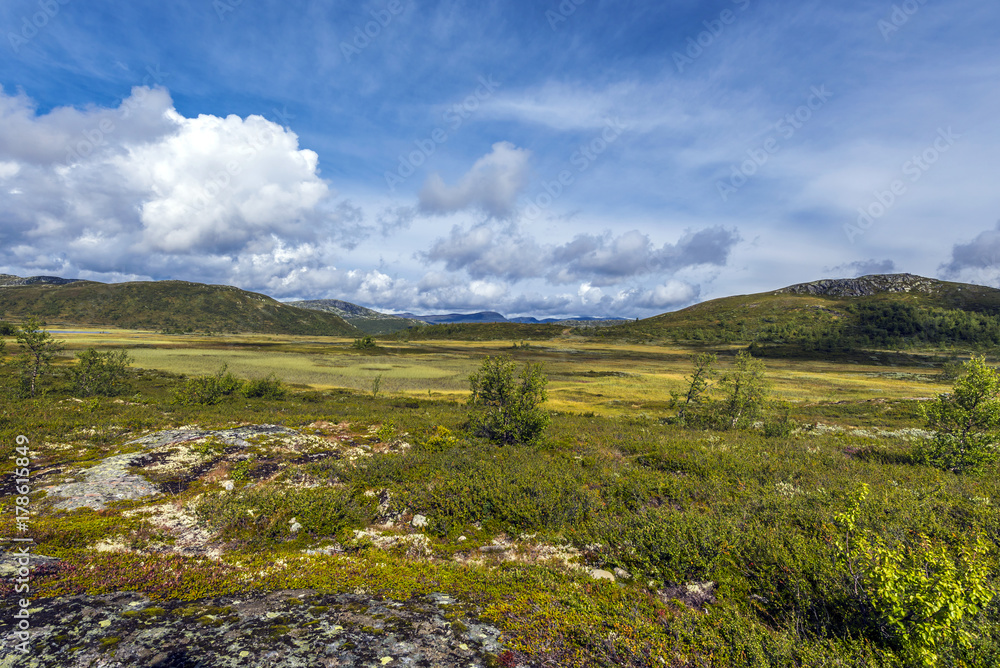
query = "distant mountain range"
xmin=392 ymin=311 xmax=629 ymax=326
xmin=5 ymin=272 xmax=999 ymax=349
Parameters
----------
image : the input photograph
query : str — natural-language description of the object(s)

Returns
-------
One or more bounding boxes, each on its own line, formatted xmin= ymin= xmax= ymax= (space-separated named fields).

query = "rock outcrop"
xmin=776 ymin=273 xmax=938 ymax=297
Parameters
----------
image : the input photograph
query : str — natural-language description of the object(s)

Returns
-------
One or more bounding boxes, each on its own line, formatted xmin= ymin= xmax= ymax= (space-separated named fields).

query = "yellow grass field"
xmin=36 ymin=328 xmax=950 ymax=416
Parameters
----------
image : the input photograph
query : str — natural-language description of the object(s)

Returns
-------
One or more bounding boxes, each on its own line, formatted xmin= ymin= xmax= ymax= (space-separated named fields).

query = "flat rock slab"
xmin=43 ymin=425 xmax=298 ymax=511
xmin=0 ymin=589 xmax=507 ymax=668
xmin=123 ymin=425 xmax=297 ymax=451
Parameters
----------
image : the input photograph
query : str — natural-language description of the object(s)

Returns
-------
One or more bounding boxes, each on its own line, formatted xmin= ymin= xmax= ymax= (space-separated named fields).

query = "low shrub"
xmin=72 ymin=348 xmax=133 ymax=397
xmin=240 ymin=374 xmax=286 ymax=400
xmin=171 ymin=364 xmax=244 ymax=406
xmin=195 ymin=485 xmax=372 ymax=548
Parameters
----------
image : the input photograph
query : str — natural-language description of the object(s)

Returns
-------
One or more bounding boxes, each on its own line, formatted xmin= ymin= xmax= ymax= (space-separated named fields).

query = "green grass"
xmin=0 ymin=332 xmax=997 ymax=667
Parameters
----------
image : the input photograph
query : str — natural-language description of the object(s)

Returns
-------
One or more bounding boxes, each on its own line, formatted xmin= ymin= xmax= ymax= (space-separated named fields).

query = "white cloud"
xmin=418 ymin=141 xmax=531 ymax=218
xmin=0 ymin=86 xmax=359 ymax=283
xmin=122 ymin=111 xmax=329 ymax=253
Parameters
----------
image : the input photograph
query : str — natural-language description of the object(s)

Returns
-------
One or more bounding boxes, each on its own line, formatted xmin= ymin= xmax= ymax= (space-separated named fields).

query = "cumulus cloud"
xmin=0 ymin=85 xmax=366 ymax=289
xmin=825 ymin=259 xmax=896 ymax=278
xmin=418 ymin=141 xmax=531 ymax=218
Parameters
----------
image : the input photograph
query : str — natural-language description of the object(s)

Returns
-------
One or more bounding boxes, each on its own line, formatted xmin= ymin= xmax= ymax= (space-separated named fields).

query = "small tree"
xmin=72 ymin=348 xmax=133 ymax=397
xmin=919 ymin=355 xmax=1000 ymax=474
xmin=15 ymin=317 xmax=63 ymax=397
xmin=468 ymin=354 xmax=549 ymax=445
xmin=718 ymin=350 xmax=769 ymax=429
xmin=671 ymin=352 xmax=717 ymax=426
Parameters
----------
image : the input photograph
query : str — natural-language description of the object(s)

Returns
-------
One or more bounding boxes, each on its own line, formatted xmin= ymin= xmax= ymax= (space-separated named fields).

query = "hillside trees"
xmin=467 ymin=354 xmax=549 ymax=445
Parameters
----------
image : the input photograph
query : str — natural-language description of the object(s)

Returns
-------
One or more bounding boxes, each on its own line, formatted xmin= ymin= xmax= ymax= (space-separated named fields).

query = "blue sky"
xmin=1 ymin=0 xmax=999 ymax=317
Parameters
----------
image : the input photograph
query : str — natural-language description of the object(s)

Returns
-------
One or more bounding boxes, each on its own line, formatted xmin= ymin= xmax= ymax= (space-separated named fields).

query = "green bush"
xmin=71 ymin=348 xmax=133 ymax=397
xmin=918 ymin=355 xmax=1000 ymax=474
xmin=418 ymin=425 xmax=462 ymax=452
xmin=467 ymin=354 xmax=550 ymax=445
xmin=239 ymin=374 xmax=286 ymax=400
xmin=352 ymin=336 xmax=377 ymax=350
xmin=836 ymin=485 xmax=996 ymax=667
xmin=171 ymin=364 xmax=243 ymax=406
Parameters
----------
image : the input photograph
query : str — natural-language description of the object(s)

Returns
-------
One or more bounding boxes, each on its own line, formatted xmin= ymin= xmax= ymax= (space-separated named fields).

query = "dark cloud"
xmin=548 ymin=226 xmax=740 ymax=286
xmin=420 ymin=222 xmax=546 ymax=281
xmin=940 ymin=222 xmax=1000 ymax=276
xmin=825 ymin=259 xmax=896 ymax=278
xmin=377 ymin=205 xmax=417 ymax=236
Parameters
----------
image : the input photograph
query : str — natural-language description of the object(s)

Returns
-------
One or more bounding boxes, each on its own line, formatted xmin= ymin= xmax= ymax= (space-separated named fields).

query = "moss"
xmin=268 ymin=624 xmax=291 ymax=639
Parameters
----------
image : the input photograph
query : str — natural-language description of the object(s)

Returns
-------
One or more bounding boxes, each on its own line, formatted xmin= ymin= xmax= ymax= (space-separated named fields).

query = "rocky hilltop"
xmin=776 ymin=273 xmax=939 ymax=297
xmin=290 ymin=299 xmax=401 ymax=320
xmin=0 ymin=274 xmax=85 ymax=287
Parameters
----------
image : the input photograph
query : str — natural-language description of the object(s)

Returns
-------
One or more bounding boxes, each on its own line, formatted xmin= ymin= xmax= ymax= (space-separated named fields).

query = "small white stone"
xmin=222 ymin=481 xmax=234 ymax=491
xmin=458 ymin=535 xmax=467 ymax=542
xmin=289 ymin=518 xmax=302 ymax=533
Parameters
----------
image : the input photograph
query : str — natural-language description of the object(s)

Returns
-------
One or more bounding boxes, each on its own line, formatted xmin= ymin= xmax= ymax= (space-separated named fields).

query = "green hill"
xmin=0 ymin=279 xmax=359 ymax=335
xmin=591 ymin=273 xmax=1000 ymax=349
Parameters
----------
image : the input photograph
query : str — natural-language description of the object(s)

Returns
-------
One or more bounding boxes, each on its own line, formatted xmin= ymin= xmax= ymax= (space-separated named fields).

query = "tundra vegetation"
xmin=0 ymin=323 xmax=997 ymax=667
